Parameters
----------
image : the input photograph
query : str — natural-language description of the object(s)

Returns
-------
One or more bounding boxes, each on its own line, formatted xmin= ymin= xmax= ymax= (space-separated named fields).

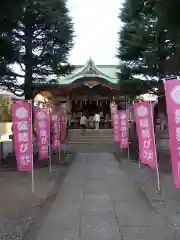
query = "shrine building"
xmin=33 ymin=58 xmax=123 ymax=128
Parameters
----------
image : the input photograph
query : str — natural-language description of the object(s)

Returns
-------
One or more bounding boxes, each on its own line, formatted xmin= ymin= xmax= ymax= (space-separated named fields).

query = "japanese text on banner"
xmin=164 ymin=80 xmax=180 ymax=188
xmin=134 ymin=102 xmax=157 ymax=169
xmin=60 ymin=113 xmax=67 ymax=144
xmin=52 ymin=114 xmax=60 ymax=150
xmin=110 ymin=103 xmax=117 ymax=134
xmin=112 ymin=112 xmax=119 ymax=142
xmin=12 ymin=101 xmax=33 ymax=171
xmin=34 ymin=107 xmax=49 ymax=159
xmin=118 ymin=110 xmax=129 ymax=148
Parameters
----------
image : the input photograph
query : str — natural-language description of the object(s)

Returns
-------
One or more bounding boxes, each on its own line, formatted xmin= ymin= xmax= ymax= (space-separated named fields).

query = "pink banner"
xmin=59 ymin=110 xmax=67 ymax=125
xmin=112 ymin=112 xmax=119 ymax=142
xmin=52 ymin=113 xmax=60 ymax=150
xmin=133 ymin=101 xmax=157 ymax=169
xmin=60 ymin=115 xmax=67 ymax=144
xmin=60 ymin=126 xmax=66 ymax=144
xmin=34 ymin=107 xmax=50 ymax=159
xmin=110 ymin=104 xmax=119 ymax=142
xmin=118 ymin=110 xmax=129 ymax=148
xmin=12 ymin=101 xmax=33 ymax=171
xmin=111 ymin=103 xmax=117 ymax=132
xmin=164 ymin=79 xmax=180 ymax=187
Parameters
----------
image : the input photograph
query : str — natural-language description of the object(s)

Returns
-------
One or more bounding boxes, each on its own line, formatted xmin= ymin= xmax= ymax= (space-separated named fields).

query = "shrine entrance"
xmin=68 ymin=81 xmax=119 ymax=129
xmin=80 ymin=101 xmax=100 ymax=116
xmin=32 ymin=58 xmax=124 ymax=129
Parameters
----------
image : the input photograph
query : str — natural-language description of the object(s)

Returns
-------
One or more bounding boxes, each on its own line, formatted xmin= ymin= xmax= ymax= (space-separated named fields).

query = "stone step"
xmin=68 ymin=136 xmax=114 ymax=140
xmin=69 ymin=131 xmax=113 ymax=134
xmin=68 ymin=138 xmax=114 ymax=144
xmin=69 ymin=132 xmax=113 ymax=136
xmin=69 ymin=138 xmax=114 ymax=141
xmin=69 ymin=135 xmax=114 ymax=139
xmin=68 ymin=140 xmax=114 ymax=144
xmin=69 ymin=134 xmax=114 ymax=138
xmin=69 ymin=129 xmax=112 ymax=131
xmin=68 ymin=129 xmax=114 ymax=144
xmin=69 ymin=137 xmax=114 ymax=141
xmin=68 ymin=130 xmax=113 ymax=134
xmin=69 ymin=134 xmax=114 ymax=137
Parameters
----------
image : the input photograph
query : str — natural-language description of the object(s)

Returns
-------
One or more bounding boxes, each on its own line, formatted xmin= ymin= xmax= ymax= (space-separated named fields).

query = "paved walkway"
xmin=36 ymin=153 xmax=178 ymax=240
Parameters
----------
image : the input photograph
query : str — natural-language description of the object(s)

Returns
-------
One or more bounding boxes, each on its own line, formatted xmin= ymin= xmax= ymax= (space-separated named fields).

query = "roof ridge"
xmin=73 ymin=64 xmax=118 ymax=67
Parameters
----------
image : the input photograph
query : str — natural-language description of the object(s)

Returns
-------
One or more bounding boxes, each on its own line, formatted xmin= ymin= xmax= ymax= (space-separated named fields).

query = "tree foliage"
xmin=0 ymin=0 xmax=74 ymax=99
xmin=0 ymin=0 xmax=24 ymax=85
xmin=117 ymin=0 xmax=180 ymax=98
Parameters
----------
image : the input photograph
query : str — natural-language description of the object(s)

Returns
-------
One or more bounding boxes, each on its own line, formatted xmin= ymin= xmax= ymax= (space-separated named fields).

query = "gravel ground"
xmin=117 ymin=156 xmax=180 ymax=234
xmin=0 ymin=152 xmax=74 ymax=240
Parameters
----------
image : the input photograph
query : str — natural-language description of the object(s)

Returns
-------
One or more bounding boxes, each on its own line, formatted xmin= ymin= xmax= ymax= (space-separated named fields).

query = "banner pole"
xmin=150 ymin=101 xmax=160 ymax=192
xmin=31 ymin=159 xmax=35 ymax=193
xmin=64 ymin=123 xmax=67 ymax=156
xmin=63 ymin=134 xmax=66 ymax=155
xmin=126 ymin=101 xmax=130 ymax=161
xmin=58 ymin=146 xmax=61 ymax=162
xmin=30 ymin=101 xmax=35 ymax=193
xmin=133 ymin=101 xmax=141 ymax=168
xmin=65 ymin=130 xmax=67 ymax=155
xmin=48 ymin=108 xmax=52 ymax=173
xmin=127 ymin=144 xmax=130 ymax=160
xmin=156 ymin=160 xmax=160 ymax=191
xmin=136 ymin=149 xmax=141 ymax=169
xmin=138 ymin=154 xmax=141 ymax=169
xmin=58 ymin=121 xmax=61 ymax=163
xmin=63 ymin=125 xmax=65 ymax=155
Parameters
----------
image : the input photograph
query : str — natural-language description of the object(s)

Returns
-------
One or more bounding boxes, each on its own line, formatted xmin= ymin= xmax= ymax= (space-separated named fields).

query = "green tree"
xmin=1 ymin=0 xmax=74 ymax=99
xmin=117 ymin=0 xmax=174 ymax=98
xmin=0 ymin=0 xmax=25 ymax=85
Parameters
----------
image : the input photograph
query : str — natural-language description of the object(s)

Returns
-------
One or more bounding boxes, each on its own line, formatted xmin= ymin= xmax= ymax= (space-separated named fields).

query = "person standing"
xmin=105 ymin=113 xmax=109 ymax=128
xmin=88 ymin=115 xmax=94 ymax=129
xmin=80 ymin=113 xmax=87 ymax=135
xmin=159 ymin=111 xmax=167 ymax=131
xmin=94 ymin=112 xmax=100 ymax=129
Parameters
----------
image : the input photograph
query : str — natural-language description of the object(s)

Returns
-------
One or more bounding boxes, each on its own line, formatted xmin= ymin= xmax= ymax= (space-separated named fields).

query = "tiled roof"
xmin=49 ymin=58 xmax=120 ymax=84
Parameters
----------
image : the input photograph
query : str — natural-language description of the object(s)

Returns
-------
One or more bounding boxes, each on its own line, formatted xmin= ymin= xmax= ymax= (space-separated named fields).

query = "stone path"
xmin=36 ymin=153 xmax=179 ymax=240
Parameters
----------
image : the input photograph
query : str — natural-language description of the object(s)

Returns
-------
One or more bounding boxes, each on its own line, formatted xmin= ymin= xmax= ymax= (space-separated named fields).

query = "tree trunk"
xmin=24 ymin=9 xmax=33 ymax=100
xmin=129 ymin=121 xmax=139 ymax=161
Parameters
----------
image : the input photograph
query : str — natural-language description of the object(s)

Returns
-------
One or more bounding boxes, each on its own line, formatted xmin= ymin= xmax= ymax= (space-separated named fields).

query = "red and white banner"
xmin=51 ymin=113 xmax=60 ymax=150
xmin=118 ymin=110 xmax=129 ymax=148
xmin=34 ymin=107 xmax=50 ymax=159
xmin=164 ymin=79 xmax=180 ymax=187
xmin=12 ymin=101 xmax=33 ymax=171
xmin=133 ymin=101 xmax=157 ymax=169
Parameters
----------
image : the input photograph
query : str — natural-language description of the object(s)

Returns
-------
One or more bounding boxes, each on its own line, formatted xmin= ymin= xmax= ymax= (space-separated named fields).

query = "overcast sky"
xmin=67 ymin=0 xmax=123 ymax=65
xmin=13 ymin=0 xmax=122 ymax=76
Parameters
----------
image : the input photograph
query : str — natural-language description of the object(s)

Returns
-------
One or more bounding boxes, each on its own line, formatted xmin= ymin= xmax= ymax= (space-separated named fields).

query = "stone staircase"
xmin=68 ymin=129 xmax=114 ymax=145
